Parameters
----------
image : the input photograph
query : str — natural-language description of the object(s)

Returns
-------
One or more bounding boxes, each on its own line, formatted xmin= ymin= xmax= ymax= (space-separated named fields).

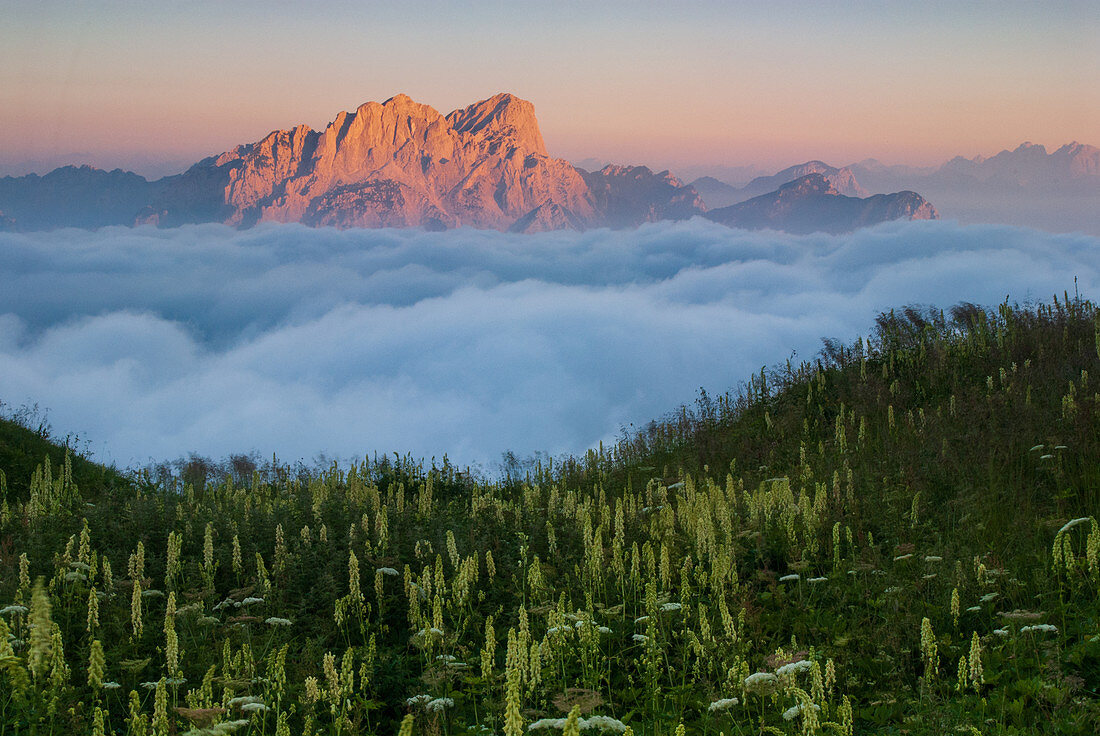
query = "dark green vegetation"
xmin=1 ymin=297 xmax=1099 ymax=736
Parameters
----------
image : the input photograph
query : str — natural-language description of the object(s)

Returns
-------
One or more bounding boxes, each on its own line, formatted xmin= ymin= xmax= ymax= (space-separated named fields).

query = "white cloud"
xmin=0 ymin=218 xmax=1096 ymax=469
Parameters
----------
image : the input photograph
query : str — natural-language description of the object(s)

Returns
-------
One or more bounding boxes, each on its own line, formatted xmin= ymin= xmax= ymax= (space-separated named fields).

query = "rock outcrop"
xmin=142 ymin=93 xmax=595 ymax=232
xmin=705 ymin=174 xmax=937 ymax=234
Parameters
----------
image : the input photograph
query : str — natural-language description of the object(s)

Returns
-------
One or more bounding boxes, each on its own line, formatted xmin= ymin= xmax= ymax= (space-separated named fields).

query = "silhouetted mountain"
xmin=580 ymin=165 xmax=705 ymax=228
xmin=705 ymin=174 xmax=937 ymax=234
xmin=688 ymin=176 xmax=743 ymax=209
xmin=0 ymin=165 xmax=163 ymax=230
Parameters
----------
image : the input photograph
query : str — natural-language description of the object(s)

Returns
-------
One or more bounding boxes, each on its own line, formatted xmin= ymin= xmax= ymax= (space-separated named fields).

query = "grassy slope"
xmin=1 ymin=298 xmax=1099 ymax=736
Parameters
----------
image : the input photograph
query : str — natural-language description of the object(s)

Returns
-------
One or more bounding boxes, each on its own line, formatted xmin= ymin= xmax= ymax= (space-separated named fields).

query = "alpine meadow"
xmin=3 ymin=3 xmax=1099 ymax=735
xmin=2 ymin=296 xmax=1099 ymax=735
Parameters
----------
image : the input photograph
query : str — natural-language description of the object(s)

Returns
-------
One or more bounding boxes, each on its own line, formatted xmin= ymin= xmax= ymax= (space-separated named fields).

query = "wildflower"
xmin=980 ymin=592 xmax=999 ymax=603
xmin=776 ymin=660 xmax=812 ymax=677
xmin=0 ymin=605 xmax=28 ymax=616
xmin=142 ymin=589 xmax=164 ymax=598
xmin=529 ymin=719 xmax=568 ymax=731
xmin=1019 ymin=624 xmax=1058 ymax=634
xmin=582 ymin=716 xmax=627 ymax=732
xmin=743 ymin=672 xmax=778 ymax=696
xmin=240 ymin=702 xmax=269 ymax=713
xmin=228 ymin=696 xmax=264 ymax=707
xmin=597 ymin=626 xmax=612 ymax=634
xmin=426 ymin=697 xmax=454 ymax=712
xmin=264 ymin=617 xmax=292 ymax=627
xmin=782 ymin=702 xmax=821 ymax=721
xmin=924 ymin=555 xmax=943 ymax=563
xmin=778 ymin=574 xmax=800 ymax=582
xmin=807 ymin=577 xmax=828 ymax=583
xmin=103 ymin=681 xmax=121 ymax=689
xmin=992 ymin=628 xmax=1009 ymax=637
xmin=633 ymin=616 xmax=649 ymax=624
xmin=1028 ymin=444 xmax=1044 ymax=452
xmin=376 ymin=567 xmax=400 ymax=576
xmin=659 ymin=602 xmax=682 ymax=612
xmin=240 ymin=597 xmax=264 ymax=606
xmin=632 ymin=634 xmax=648 ymax=643
xmin=406 ymin=694 xmax=432 ymax=707
xmin=968 ymin=631 xmax=984 ymax=692
xmin=708 ymin=697 xmax=739 ymax=712
xmin=893 ymin=553 xmax=913 ymax=561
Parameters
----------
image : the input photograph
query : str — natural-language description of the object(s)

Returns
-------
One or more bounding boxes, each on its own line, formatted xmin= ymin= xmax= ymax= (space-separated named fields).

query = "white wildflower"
xmin=778 ymin=574 xmax=800 ymax=582
xmin=1020 ymin=624 xmax=1058 ymax=634
xmin=743 ymin=672 xmax=778 ymax=695
xmin=782 ymin=702 xmax=821 ymax=721
xmin=807 ymin=577 xmax=828 ymax=583
xmin=924 ymin=556 xmax=943 ymax=563
xmin=240 ymin=702 xmax=268 ymax=713
xmin=659 ymin=602 xmax=682 ymax=612
xmin=264 ymin=617 xmax=292 ymax=627
xmin=581 ymin=715 xmax=627 ymax=732
xmin=632 ymin=634 xmax=649 ymax=643
xmin=708 ymin=697 xmax=739 ymax=712
xmin=893 ymin=553 xmax=913 ymax=561
xmin=426 ymin=697 xmax=454 ymax=713
xmin=240 ymin=597 xmax=264 ymax=606
xmin=0 ymin=605 xmax=28 ymax=616
xmin=376 ymin=567 xmax=400 ymax=576
xmin=528 ymin=719 xmax=567 ymax=730
xmin=775 ymin=660 xmax=812 ymax=677
xmin=406 ymin=695 xmax=432 ymax=707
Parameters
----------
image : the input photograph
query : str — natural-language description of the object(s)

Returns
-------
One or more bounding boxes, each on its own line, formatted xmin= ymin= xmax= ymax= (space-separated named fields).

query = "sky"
xmin=1 ymin=1 xmax=1097 ymax=178
xmin=1 ymin=219 xmax=1097 ymax=471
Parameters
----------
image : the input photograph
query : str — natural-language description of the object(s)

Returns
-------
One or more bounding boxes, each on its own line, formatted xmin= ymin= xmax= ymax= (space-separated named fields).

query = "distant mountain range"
xmin=705 ymin=174 xmax=936 ymax=234
xmin=688 ymin=142 xmax=1100 ymax=234
xmin=0 ymin=92 xmax=955 ymax=236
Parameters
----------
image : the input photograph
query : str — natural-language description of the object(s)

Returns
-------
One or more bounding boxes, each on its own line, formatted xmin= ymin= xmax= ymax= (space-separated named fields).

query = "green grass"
xmin=1 ymin=296 xmax=1099 ymax=735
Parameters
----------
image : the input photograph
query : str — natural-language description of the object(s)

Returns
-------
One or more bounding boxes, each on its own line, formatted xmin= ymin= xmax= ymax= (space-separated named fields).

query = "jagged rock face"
xmin=580 ymin=165 xmax=705 ymax=228
xmin=153 ymin=93 xmax=595 ymax=231
xmin=705 ymin=173 xmax=938 ymax=234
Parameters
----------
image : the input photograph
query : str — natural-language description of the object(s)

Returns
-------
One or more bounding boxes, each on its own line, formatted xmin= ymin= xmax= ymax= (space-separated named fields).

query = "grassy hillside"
xmin=1 ymin=297 xmax=1099 ymax=735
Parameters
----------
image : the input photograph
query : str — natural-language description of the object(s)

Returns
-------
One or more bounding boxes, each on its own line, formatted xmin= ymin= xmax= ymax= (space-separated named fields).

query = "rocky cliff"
xmin=140 ymin=93 xmax=596 ymax=232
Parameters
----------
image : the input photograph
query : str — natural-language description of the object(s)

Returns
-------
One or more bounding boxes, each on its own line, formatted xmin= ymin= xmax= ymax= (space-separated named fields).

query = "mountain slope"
xmin=1 ymin=298 xmax=1098 ymax=735
xmin=705 ymin=173 xmax=937 ymax=233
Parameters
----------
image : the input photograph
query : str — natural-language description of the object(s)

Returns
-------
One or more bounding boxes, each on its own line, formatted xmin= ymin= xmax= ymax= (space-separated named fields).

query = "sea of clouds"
xmin=1 ymin=218 xmax=1097 ymax=471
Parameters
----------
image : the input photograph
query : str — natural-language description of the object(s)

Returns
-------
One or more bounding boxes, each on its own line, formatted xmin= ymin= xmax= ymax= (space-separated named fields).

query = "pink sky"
xmin=1 ymin=1 xmax=1096 ymax=177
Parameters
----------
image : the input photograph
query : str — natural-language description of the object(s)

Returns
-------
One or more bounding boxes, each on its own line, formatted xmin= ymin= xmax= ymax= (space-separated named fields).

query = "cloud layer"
xmin=1 ymin=219 xmax=1097 ymax=469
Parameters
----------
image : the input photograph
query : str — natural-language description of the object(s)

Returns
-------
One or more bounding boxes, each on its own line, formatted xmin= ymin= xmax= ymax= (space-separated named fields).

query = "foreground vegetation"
xmin=1 ymin=297 xmax=1099 ymax=735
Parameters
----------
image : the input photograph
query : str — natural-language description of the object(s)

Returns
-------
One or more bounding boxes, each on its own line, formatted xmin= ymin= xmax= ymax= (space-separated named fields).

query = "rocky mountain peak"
xmin=446 ymin=92 xmax=547 ymax=157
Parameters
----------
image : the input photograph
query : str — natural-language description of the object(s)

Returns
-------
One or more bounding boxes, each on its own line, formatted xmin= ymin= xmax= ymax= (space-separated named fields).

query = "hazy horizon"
xmin=2 ymin=1 xmax=1096 ymax=179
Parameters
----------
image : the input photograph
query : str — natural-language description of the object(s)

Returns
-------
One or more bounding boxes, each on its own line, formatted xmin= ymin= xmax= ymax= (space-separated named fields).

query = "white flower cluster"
xmin=265 ymin=617 xmax=292 ymax=627
xmin=775 ymin=660 xmax=812 ymax=677
xmin=743 ymin=672 xmax=778 ymax=695
xmin=781 ymin=702 xmax=821 ymax=721
xmin=376 ymin=567 xmax=400 ymax=576
xmin=707 ymin=697 xmax=739 ymax=712
xmin=778 ymin=574 xmax=800 ymax=582
xmin=0 ymin=605 xmax=28 ymax=616
xmin=528 ymin=716 xmax=627 ymax=733
xmin=1019 ymin=624 xmax=1058 ymax=634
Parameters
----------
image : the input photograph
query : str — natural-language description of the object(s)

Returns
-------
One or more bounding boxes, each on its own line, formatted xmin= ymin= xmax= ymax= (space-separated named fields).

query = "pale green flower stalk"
xmin=88 ymin=639 xmax=106 ymax=689
xmin=27 ymin=578 xmax=53 ymax=682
